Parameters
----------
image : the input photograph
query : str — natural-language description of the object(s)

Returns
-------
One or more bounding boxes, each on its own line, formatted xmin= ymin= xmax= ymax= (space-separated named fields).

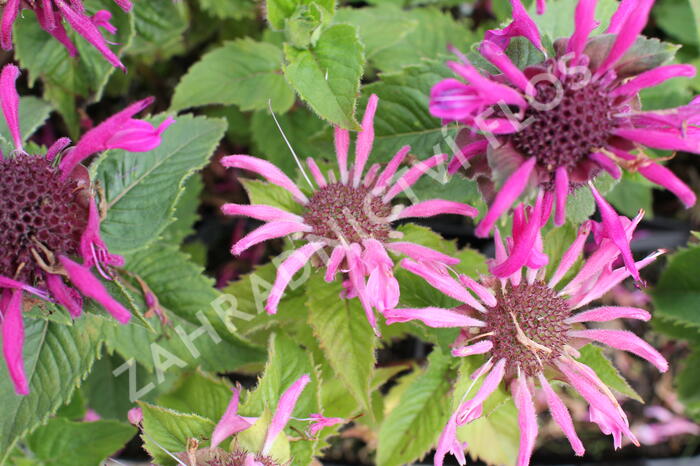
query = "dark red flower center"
xmin=0 ymin=156 xmax=89 ymax=284
xmin=302 ymin=182 xmax=392 ymax=244
xmin=484 ymin=281 xmax=571 ymax=377
xmin=510 ymin=75 xmax=616 ymax=183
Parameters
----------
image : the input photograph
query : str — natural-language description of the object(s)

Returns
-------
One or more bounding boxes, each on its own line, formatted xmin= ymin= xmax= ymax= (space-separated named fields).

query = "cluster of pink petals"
xmin=0 ymin=63 xmax=172 ymax=395
xmin=221 ymin=95 xmax=478 ymax=335
xmin=1 ymin=0 xmax=132 ymax=69
xmin=430 ymin=0 xmax=698 ymax=234
xmin=210 ymin=375 xmax=346 ymax=462
xmin=633 ymin=406 xmax=700 ymax=446
xmin=384 ymin=215 xmax=668 ymax=466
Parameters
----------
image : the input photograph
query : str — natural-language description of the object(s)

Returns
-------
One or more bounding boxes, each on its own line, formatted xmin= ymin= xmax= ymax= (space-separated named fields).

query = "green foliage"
xmin=577 ymin=345 xmax=643 ymax=402
xmin=128 ymin=0 xmax=189 ymax=58
xmin=0 ymin=316 xmax=106 ymax=462
xmin=652 ymin=245 xmax=700 ymax=330
xmin=171 ymin=39 xmax=294 ymax=113
xmin=307 ymin=275 xmax=377 ymax=415
xmin=284 ymin=24 xmax=365 ymax=129
xmin=376 ymin=349 xmax=453 ymax=466
xmin=26 ymin=418 xmax=136 ymax=466
xmin=95 ymin=115 xmax=226 ymax=254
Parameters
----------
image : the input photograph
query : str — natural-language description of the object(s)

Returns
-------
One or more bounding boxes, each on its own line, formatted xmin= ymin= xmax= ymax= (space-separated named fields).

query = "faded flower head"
xmin=1 ymin=0 xmax=133 ymax=69
xmin=0 ymin=63 xmax=173 ymax=395
xmin=180 ymin=375 xmax=344 ymax=466
xmin=431 ymin=0 xmax=697 ymax=241
xmin=221 ymin=95 xmax=478 ymax=335
xmin=384 ymin=213 xmax=667 ymax=465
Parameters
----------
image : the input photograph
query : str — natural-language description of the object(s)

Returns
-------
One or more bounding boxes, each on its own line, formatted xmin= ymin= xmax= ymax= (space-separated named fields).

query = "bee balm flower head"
xmin=221 ymin=95 xmax=478 ymax=335
xmin=384 ymin=215 xmax=667 ymax=465
xmin=431 ymin=0 xmax=697 ymax=246
xmin=0 ymin=64 xmax=172 ymax=395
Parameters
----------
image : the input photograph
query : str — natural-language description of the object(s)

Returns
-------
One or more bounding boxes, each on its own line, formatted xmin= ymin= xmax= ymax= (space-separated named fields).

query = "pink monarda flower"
xmin=0 ymin=64 xmax=172 ymax=395
xmin=1 ymin=0 xmax=133 ymax=69
xmin=383 ymin=217 xmax=667 ymax=466
xmin=431 ymin=0 xmax=698 ymax=235
xmin=221 ymin=95 xmax=477 ymax=335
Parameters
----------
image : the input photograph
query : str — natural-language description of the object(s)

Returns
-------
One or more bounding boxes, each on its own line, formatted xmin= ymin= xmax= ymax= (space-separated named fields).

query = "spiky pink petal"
xmin=383 ymin=153 xmax=448 ymax=202
xmin=512 ymin=373 xmax=538 ymax=466
xmin=480 ymin=40 xmax=531 ymax=92
xmin=397 ymin=200 xmax=478 ymax=220
xmin=386 ymin=242 xmax=460 ymax=266
xmin=334 ymin=127 xmax=350 ymax=184
xmin=452 ymin=340 xmax=493 ymax=357
xmin=46 ymin=274 xmax=82 ymax=318
xmin=570 ymin=329 xmax=668 ymax=372
xmin=401 ymin=259 xmax=486 ymax=312
xmin=221 ymin=204 xmax=303 ymax=223
xmin=211 ymin=387 xmax=253 ymax=448
xmin=383 ymin=307 xmax=485 ymax=328
xmin=353 ymin=94 xmax=379 ymax=187
xmin=568 ymin=0 xmax=598 ymax=59
xmin=221 ymin=155 xmax=309 ymax=204
xmin=589 ymin=152 xmax=621 ymax=179
xmin=434 ymin=411 xmax=467 ymax=466
xmin=597 ymin=0 xmax=655 ymax=75
xmin=485 ymin=0 xmax=543 ymax=51
xmin=456 ymin=358 xmax=506 ymax=424
xmin=267 ymin=242 xmax=324 ymax=314
xmin=325 ymin=246 xmax=346 ymax=282
xmin=638 ymin=161 xmax=697 ymax=208
xmin=262 ymin=374 xmax=311 ymax=455
xmin=612 ymin=65 xmax=697 ymax=97
xmin=554 ymin=166 xmax=569 ymax=226
xmin=538 ymin=373 xmax=585 ymax=456
xmin=566 ymin=306 xmax=651 ymax=324
xmin=459 ymin=275 xmax=497 ymax=307
xmin=305 ymin=157 xmax=327 ymax=187
xmin=374 ymin=145 xmax=410 ymax=192
xmin=59 ymin=256 xmax=131 ymax=324
xmin=0 ymin=0 xmax=20 ymax=51
xmin=231 ymin=221 xmax=311 ymax=256
xmin=307 ymin=414 xmax=346 ymax=436
xmin=475 ymin=157 xmax=536 ymax=237
xmin=0 ymin=64 xmax=22 ymax=151
xmin=2 ymin=289 xmax=28 ymax=395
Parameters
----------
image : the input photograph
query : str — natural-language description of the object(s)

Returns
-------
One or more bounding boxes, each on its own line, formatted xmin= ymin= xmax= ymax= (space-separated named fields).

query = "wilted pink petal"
xmin=538 ymin=373 xmax=585 ymax=456
xmin=262 ymin=374 xmax=311 ymax=455
xmin=46 ymin=274 xmax=83 ymax=318
xmin=92 ymin=10 xmax=116 ymax=34
xmin=0 ymin=275 xmax=49 ymax=300
xmin=353 ymin=94 xmax=379 ymax=187
xmin=267 ymin=243 xmax=324 ymax=314
xmin=485 ymin=0 xmax=543 ymax=51
xmin=221 ymin=155 xmax=308 ymax=204
xmin=307 ymin=414 xmax=346 ymax=436
xmin=45 ymin=137 xmax=72 ymax=162
xmin=570 ymin=329 xmax=668 ymax=372
xmin=566 ymin=306 xmax=650 ymax=324
xmin=397 ymin=200 xmax=478 ymax=220
xmin=459 ymin=275 xmax=497 ymax=307
xmin=128 ymin=407 xmax=143 ymax=426
xmin=364 ymin=240 xmax=399 ymax=312
xmin=221 ymin=204 xmax=303 ymax=223
xmin=383 ymin=307 xmax=485 ymax=328
xmin=452 ymin=340 xmax=493 ymax=357
xmin=638 ymin=161 xmax=697 ymax=208
xmin=448 ymin=139 xmax=488 ymax=174
xmin=231 ymin=221 xmax=311 ymax=256
xmin=512 ymin=373 xmax=538 ymax=466
xmin=386 ymin=242 xmax=460 ymax=265
xmin=2 ymin=289 xmax=28 ymax=395
xmin=59 ymin=256 xmax=131 ymax=324
xmin=0 ymin=64 xmax=22 ymax=150
xmin=346 ymin=245 xmax=380 ymax=335
xmin=491 ymin=194 xmax=544 ymax=277
xmin=475 ymin=157 xmax=536 ymax=237
xmin=448 ymin=61 xmax=527 ymax=108
xmin=211 ymin=387 xmax=253 ymax=448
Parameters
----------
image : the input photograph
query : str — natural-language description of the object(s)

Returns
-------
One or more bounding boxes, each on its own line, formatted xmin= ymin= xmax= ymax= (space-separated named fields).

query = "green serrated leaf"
xmin=652 ymin=245 xmax=700 ymax=329
xmin=370 ymin=8 xmax=470 ymax=72
xmin=334 ymin=6 xmax=417 ymax=59
xmin=377 ymin=349 xmax=453 ymax=466
xmin=307 ymin=275 xmax=376 ymax=416
xmin=284 ymin=24 xmax=365 ymax=130
xmin=267 ymin=0 xmax=335 ymax=30
xmin=95 ymin=114 xmax=226 ymax=254
xmin=240 ymin=178 xmax=305 ymax=214
xmin=199 ymin=0 xmax=256 ymax=20
xmin=0 ymin=315 xmax=106 ymax=462
xmin=677 ymin=350 xmax=700 ymax=421
xmin=161 ymin=174 xmax=204 ymax=245
xmin=158 ymin=370 xmax=233 ymax=421
xmin=577 ymin=344 xmax=643 ymax=402
xmin=26 ymin=418 xmax=136 ymax=466
xmin=171 ymin=39 xmax=294 ymax=113
xmin=0 ymin=97 xmax=52 ymax=151
xmin=128 ymin=0 xmax=188 ymax=59
xmin=360 ymin=60 xmax=457 ymax=162
xmin=140 ymin=402 xmax=215 ymax=465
